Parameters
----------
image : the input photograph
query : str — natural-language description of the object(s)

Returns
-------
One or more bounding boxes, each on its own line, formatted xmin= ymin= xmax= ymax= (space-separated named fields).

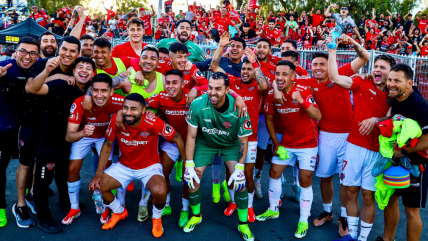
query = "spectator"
xmin=165 ymin=0 xmax=174 ymax=13
xmin=310 ymin=7 xmax=324 ymax=27
xmin=29 ymin=4 xmax=49 ymax=28
xmin=185 ymin=6 xmax=194 ymax=22
xmin=416 ymin=12 xmax=428 ymax=34
xmin=285 ymin=6 xmax=298 ymax=21
xmin=403 ymin=12 xmax=414 ymax=35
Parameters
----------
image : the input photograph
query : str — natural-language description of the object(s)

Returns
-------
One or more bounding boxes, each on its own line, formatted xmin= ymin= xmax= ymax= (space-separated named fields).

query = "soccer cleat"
xmin=175 ymin=160 xmax=183 ymax=182
xmin=61 ymin=208 xmax=81 ymax=225
xmin=224 ymin=202 xmax=237 ymax=216
xmin=238 ymin=223 xmax=255 ymax=241
xmin=178 ymin=210 xmax=189 ymax=228
xmin=280 ymin=179 xmax=287 ymax=199
xmin=256 ymin=208 xmax=279 ymax=221
xmin=161 ymin=205 xmax=172 ymax=217
xmin=294 ymin=221 xmax=309 ymax=239
xmin=126 ymin=181 xmax=134 ymax=191
xmin=313 ymin=211 xmax=333 ymax=227
xmin=255 ymin=181 xmax=263 ymax=199
xmin=25 ymin=193 xmax=36 ymax=214
xmin=137 ymin=205 xmax=149 ymax=222
xmin=100 ymin=208 xmax=110 ymax=224
xmin=292 ymin=184 xmax=301 ymax=203
xmin=221 ymin=180 xmax=231 ymax=202
xmin=0 ymin=208 xmax=6 ymax=227
xmin=152 ymin=218 xmax=164 ymax=238
xmin=212 ymin=183 xmax=221 ymax=203
xmin=12 ymin=204 xmax=35 ymax=228
xmin=333 ymin=234 xmax=356 ymax=241
xmin=102 ymin=208 xmax=128 ymax=230
xmin=183 ymin=215 xmax=202 ymax=233
xmin=111 ymin=189 xmax=117 ymax=196
xmin=247 ymin=207 xmax=255 ymax=223
xmin=338 ymin=217 xmax=349 ymax=237
xmin=37 ymin=218 xmax=62 ymax=234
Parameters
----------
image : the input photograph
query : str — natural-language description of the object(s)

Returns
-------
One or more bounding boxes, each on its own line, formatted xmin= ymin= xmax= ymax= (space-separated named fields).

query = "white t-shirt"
xmin=108 ymin=19 xmax=117 ymax=30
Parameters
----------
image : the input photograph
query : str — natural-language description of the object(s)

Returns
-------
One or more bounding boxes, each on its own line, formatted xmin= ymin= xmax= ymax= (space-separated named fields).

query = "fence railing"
xmin=111 ymin=38 xmax=428 ymax=100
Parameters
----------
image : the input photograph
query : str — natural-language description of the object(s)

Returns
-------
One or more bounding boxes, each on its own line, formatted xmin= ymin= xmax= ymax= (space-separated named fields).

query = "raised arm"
xmin=344 ymin=35 xmax=371 ymax=73
xmin=371 ymin=8 xmax=376 ymax=20
xmin=70 ymin=7 xmax=87 ymax=39
xmin=210 ymin=31 xmax=232 ymax=73
xmin=244 ymin=47 xmax=268 ymax=94
xmin=327 ymin=39 xmax=353 ymax=89
xmin=25 ymin=57 xmax=60 ymax=95
xmin=325 ymin=4 xmax=338 ymax=17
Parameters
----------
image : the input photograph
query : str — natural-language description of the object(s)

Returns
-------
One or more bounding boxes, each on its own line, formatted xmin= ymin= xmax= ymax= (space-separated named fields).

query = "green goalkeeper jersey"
xmin=186 ymin=94 xmax=252 ymax=149
xmin=157 ymin=38 xmax=205 ymax=63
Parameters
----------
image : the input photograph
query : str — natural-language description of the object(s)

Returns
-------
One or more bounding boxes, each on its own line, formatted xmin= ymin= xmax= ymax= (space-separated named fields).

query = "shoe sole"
xmin=102 ymin=213 xmax=128 ymax=230
xmin=224 ymin=209 xmax=236 ymax=216
xmin=25 ymin=200 xmax=36 ymax=214
xmin=153 ymin=228 xmax=164 ymax=238
xmin=237 ymin=226 xmax=255 ymax=241
xmin=61 ymin=212 xmax=81 ymax=225
xmin=313 ymin=217 xmax=333 ymax=227
xmin=255 ymin=215 xmax=279 ymax=222
xmin=36 ymin=222 xmax=63 ymax=234
xmin=183 ymin=218 xmax=202 ymax=233
xmin=12 ymin=204 xmax=34 ymax=228
xmin=247 ymin=216 xmax=256 ymax=223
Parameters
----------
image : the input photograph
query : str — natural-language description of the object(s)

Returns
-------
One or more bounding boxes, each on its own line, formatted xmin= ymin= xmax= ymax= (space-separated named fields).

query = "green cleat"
xmin=175 ymin=159 xmax=183 ymax=182
xmin=111 ymin=189 xmax=117 ymax=196
xmin=0 ymin=209 xmax=6 ymax=227
xmin=183 ymin=215 xmax=202 ymax=233
xmin=178 ymin=210 xmax=189 ymax=228
xmin=221 ymin=180 xmax=231 ymax=202
xmin=294 ymin=221 xmax=309 ymax=239
xmin=212 ymin=183 xmax=221 ymax=203
xmin=137 ymin=205 xmax=149 ymax=222
xmin=255 ymin=209 xmax=279 ymax=222
xmin=238 ymin=223 xmax=255 ymax=241
xmin=161 ymin=205 xmax=172 ymax=217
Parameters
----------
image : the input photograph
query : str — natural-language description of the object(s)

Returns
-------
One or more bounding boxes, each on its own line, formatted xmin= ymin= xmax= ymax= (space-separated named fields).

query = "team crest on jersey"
xmin=307 ymin=96 xmax=316 ymax=104
xmin=196 ymin=70 xmax=203 ymax=77
xmin=248 ymin=86 xmax=255 ymax=92
xmin=223 ymin=121 xmax=232 ymax=128
xmin=140 ymin=131 xmax=150 ymax=138
xmin=327 ymin=82 xmax=334 ymax=88
xmin=46 ymin=163 xmax=55 ymax=171
xmin=70 ymin=113 xmax=74 ymax=119
xmin=70 ymin=103 xmax=76 ymax=113
xmin=243 ymin=119 xmax=252 ymax=130
xmin=19 ymin=140 xmax=24 ymax=147
xmin=162 ymin=124 xmax=173 ymax=136
xmin=292 ymin=100 xmax=299 ymax=106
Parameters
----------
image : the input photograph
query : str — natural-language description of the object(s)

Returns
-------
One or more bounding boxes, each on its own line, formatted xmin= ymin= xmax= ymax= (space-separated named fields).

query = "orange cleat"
xmin=247 ymin=207 xmax=255 ymax=222
xmin=126 ymin=181 xmax=134 ymax=192
xmin=224 ymin=202 xmax=237 ymax=216
xmin=152 ymin=218 xmax=164 ymax=238
xmin=102 ymin=208 xmax=128 ymax=230
xmin=100 ymin=208 xmax=110 ymax=224
xmin=62 ymin=208 xmax=81 ymax=225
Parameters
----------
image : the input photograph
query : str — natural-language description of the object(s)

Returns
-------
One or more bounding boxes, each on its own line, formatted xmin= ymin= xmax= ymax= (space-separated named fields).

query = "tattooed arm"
xmin=238 ymin=136 xmax=249 ymax=165
xmin=244 ymin=47 xmax=269 ymax=95
xmin=82 ymin=86 xmax=93 ymax=114
xmin=349 ymin=35 xmax=371 ymax=74
xmin=112 ymin=71 xmax=133 ymax=94
xmin=210 ymin=31 xmax=234 ymax=73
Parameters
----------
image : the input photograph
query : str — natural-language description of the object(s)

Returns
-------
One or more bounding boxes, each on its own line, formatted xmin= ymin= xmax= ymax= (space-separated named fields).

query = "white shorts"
xmin=70 ymin=137 xmax=113 ymax=160
xmin=271 ymin=146 xmax=318 ymax=171
xmin=316 ymin=131 xmax=349 ymax=179
xmin=245 ymin=141 xmax=258 ymax=164
xmin=342 ymin=143 xmax=381 ymax=191
xmin=104 ymin=162 xmax=164 ymax=189
xmin=160 ymin=141 xmax=180 ymax=162
xmin=257 ymin=114 xmax=270 ymax=149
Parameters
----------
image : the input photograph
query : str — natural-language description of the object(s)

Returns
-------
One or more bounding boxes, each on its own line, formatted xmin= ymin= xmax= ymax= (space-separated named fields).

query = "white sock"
xmin=255 ymin=176 xmax=261 ymax=185
xmin=280 ymin=173 xmax=284 ymax=183
xmin=68 ymin=180 xmax=81 ymax=210
xmin=152 ymin=205 xmax=164 ymax=219
xmin=255 ymin=168 xmax=262 ymax=179
xmin=341 ymin=206 xmax=347 ymax=217
xmin=358 ymin=221 xmax=373 ymax=241
xmin=268 ymin=177 xmax=281 ymax=212
xmin=248 ymin=191 xmax=254 ymax=208
xmin=229 ymin=188 xmax=235 ymax=203
xmin=182 ymin=197 xmax=189 ymax=211
xmin=293 ymin=165 xmax=300 ymax=186
xmin=347 ymin=216 xmax=359 ymax=239
xmin=323 ymin=202 xmax=332 ymax=213
xmin=299 ymin=186 xmax=313 ymax=223
xmin=139 ymin=188 xmax=150 ymax=206
xmin=106 ymin=198 xmax=124 ymax=214
xmin=166 ymin=193 xmax=171 ymax=207
xmin=117 ymin=188 xmax=126 ymax=205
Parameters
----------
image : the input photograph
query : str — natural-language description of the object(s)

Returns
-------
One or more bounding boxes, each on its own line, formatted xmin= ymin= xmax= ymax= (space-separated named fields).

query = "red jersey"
xmin=312 ymin=14 xmax=324 ymax=27
xmin=146 ymin=88 xmax=205 ymax=142
xmin=259 ymin=60 xmax=276 ymax=84
xmin=230 ymin=79 xmax=264 ymax=142
xmin=212 ymin=16 xmax=235 ymax=35
xmin=347 ymin=77 xmax=390 ymax=152
xmin=75 ymin=16 xmax=92 ymax=35
xmin=297 ymin=64 xmax=354 ymax=133
xmin=421 ymin=46 xmax=428 ymax=56
xmin=213 ymin=10 xmax=221 ymax=18
xmin=106 ymin=9 xmax=116 ymax=21
xmin=157 ymin=61 xmax=208 ymax=90
xmin=418 ymin=19 xmax=428 ymax=34
xmin=302 ymin=37 xmax=313 ymax=49
xmin=140 ymin=15 xmax=153 ymax=35
xmin=69 ymin=94 xmax=124 ymax=138
xmin=112 ymin=41 xmax=148 ymax=59
xmin=106 ymin=115 xmax=176 ymax=169
xmin=264 ymin=28 xmax=281 ymax=46
xmin=264 ymin=84 xmax=319 ymax=148
xmin=30 ymin=11 xmax=49 ymax=27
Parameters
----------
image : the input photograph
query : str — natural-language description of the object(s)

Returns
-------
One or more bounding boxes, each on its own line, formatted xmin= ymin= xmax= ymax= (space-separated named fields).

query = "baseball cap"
xmin=407 ymin=45 xmax=413 ymax=49
xmin=361 ymin=15 xmax=365 ymax=18
xmin=139 ymin=8 xmax=145 ymax=11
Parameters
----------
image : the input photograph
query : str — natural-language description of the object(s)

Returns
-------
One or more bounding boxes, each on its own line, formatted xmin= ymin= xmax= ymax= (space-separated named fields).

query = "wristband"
xmin=185 ymin=160 xmax=195 ymax=167
xmin=235 ymin=163 xmax=245 ymax=170
xmin=252 ymin=62 xmax=259 ymax=69
xmin=301 ymin=101 xmax=311 ymax=110
xmin=231 ymin=92 xmax=240 ymax=98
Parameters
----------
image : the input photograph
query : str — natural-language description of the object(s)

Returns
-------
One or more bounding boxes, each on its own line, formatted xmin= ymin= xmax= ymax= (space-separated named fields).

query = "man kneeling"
xmin=89 ymin=93 xmax=186 ymax=238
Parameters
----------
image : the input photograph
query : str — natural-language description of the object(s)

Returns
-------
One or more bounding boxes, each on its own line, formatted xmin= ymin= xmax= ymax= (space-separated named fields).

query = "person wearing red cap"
xmin=140 ymin=5 xmax=155 ymax=41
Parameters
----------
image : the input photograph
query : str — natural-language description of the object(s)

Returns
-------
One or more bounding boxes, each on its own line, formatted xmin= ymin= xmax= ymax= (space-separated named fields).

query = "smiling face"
xmin=165 ymin=74 xmax=184 ymax=99
xmin=208 ymin=78 xmax=229 ymax=107
xmin=140 ymin=50 xmax=159 ymax=74
xmin=40 ymin=35 xmax=58 ymax=58
xmin=169 ymin=51 xmax=187 ymax=71
xmin=128 ymin=23 xmax=144 ymax=43
xmin=73 ymin=61 xmax=94 ymax=85
xmin=93 ymin=45 xmax=111 ymax=68
xmin=177 ymin=22 xmax=191 ymax=43
xmin=122 ymin=99 xmax=144 ymax=125
xmin=80 ymin=39 xmax=94 ymax=58
xmin=59 ymin=41 xmax=79 ymax=67
xmin=92 ymin=81 xmax=113 ymax=107
xmin=229 ymin=41 xmax=244 ymax=62
xmin=387 ymin=70 xmax=412 ymax=99
xmin=311 ymin=57 xmax=329 ymax=81
xmin=372 ymin=59 xmax=392 ymax=85
xmin=275 ymin=65 xmax=295 ymax=91
xmin=241 ymin=62 xmax=255 ymax=83
xmin=256 ymin=41 xmax=270 ymax=61
xmin=16 ymin=43 xmax=39 ymax=69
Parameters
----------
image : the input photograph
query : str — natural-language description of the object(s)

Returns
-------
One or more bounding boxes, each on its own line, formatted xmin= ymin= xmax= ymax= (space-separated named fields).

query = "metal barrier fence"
xmin=111 ymin=38 xmax=428 ymax=99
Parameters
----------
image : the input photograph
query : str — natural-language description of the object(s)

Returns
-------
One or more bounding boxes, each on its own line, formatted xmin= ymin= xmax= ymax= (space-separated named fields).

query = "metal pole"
xmin=157 ymin=0 xmax=162 ymax=22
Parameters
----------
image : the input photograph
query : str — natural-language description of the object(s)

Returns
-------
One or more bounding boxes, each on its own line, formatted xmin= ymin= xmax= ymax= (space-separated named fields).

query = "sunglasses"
xmin=341 ymin=8 xmax=348 ymax=10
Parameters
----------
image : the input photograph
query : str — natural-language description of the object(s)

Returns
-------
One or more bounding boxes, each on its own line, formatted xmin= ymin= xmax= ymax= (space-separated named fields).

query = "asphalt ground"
xmin=2 ymin=153 xmax=427 ymax=241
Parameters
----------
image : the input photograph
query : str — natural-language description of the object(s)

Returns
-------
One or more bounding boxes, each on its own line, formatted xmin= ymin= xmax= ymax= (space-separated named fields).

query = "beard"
xmin=123 ymin=113 xmax=142 ymax=125
xmin=41 ymin=45 xmax=57 ymax=57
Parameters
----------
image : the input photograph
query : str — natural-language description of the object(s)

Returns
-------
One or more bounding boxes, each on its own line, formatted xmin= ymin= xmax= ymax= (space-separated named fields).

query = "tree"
xmin=114 ymin=0 xmax=149 ymax=13
xmin=34 ymin=0 xmax=81 ymax=16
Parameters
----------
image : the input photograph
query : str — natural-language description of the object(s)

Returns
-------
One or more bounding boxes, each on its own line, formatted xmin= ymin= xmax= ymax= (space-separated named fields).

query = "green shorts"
xmin=194 ymin=142 xmax=239 ymax=167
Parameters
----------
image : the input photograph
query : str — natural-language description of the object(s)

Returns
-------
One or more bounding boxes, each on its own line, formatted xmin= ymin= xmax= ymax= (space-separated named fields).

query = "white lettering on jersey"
xmin=202 ymin=127 xmax=230 ymax=136
xmin=242 ymin=97 xmax=254 ymax=101
xmin=120 ymin=138 xmax=148 ymax=146
xmin=87 ymin=122 xmax=109 ymax=127
xmin=277 ymin=108 xmax=300 ymax=114
xmin=165 ymin=110 xmax=188 ymax=115
xmin=203 ymin=119 xmax=211 ymax=122
xmin=121 ymin=132 xmax=130 ymax=136
xmin=87 ymin=117 xmax=96 ymax=120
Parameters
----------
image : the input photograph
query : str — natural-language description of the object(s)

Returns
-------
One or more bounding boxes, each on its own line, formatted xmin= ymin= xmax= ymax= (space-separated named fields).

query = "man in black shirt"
xmin=25 ymin=36 xmax=89 ymax=233
xmin=379 ymin=64 xmax=428 ymax=241
xmin=240 ymin=22 xmax=258 ymax=44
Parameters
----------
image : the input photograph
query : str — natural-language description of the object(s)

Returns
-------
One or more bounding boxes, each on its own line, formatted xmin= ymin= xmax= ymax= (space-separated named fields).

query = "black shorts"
xmin=18 ymin=126 xmax=37 ymax=167
xmin=393 ymin=164 xmax=428 ymax=208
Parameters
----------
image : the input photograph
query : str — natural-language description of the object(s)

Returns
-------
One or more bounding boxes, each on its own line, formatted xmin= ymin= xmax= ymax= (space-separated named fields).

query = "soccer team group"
xmin=0 ymin=11 xmax=427 ymax=241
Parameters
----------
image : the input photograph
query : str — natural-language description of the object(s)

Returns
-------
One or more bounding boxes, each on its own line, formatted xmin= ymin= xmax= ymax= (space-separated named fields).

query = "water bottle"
xmin=327 ymin=26 xmax=343 ymax=50
xmin=93 ymin=189 xmax=105 ymax=214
